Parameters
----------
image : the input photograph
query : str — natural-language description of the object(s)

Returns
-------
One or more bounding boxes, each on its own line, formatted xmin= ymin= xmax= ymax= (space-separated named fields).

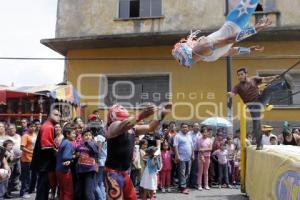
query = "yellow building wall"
xmin=67 ymin=41 xmax=300 ymax=122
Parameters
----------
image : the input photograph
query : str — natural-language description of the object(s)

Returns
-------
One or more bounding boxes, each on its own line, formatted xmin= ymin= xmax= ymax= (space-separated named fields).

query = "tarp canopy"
xmin=0 ymin=89 xmax=38 ymax=105
xmin=0 ymin=84 xmax=80 ymax=105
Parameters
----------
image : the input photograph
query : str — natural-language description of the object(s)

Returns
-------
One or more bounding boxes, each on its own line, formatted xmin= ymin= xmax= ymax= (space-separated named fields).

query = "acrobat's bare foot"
xmin=255 ymin=17 xmax=272 ymax=32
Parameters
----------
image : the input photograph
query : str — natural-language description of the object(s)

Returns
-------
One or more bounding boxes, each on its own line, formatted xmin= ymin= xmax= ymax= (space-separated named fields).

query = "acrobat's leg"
xmin=248 ymin=104 xmax=263 ymax=150
xmin=257 ymin=81 xmax=289 ymax=106
xmin=226 ymin=0 xmax=259 ymax=29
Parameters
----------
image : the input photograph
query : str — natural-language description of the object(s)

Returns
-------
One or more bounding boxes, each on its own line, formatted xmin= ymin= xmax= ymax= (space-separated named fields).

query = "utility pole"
xmin=225 ymin=0 xmax=233 ymax=137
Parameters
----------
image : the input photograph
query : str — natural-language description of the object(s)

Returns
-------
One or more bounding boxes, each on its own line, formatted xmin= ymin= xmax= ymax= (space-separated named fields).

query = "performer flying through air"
xmin=172 ymin=0 xmax=272 ymax=68
xmin=104 ymin=103 xmax=172 ymax=200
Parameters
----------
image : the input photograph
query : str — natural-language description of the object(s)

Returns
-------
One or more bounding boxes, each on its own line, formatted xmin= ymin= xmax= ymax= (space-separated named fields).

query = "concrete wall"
xmin=56 ymin=0 xmax=300 ymax=38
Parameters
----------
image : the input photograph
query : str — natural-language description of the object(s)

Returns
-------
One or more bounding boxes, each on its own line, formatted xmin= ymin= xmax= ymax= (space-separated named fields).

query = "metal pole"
xmin=227 ymin=56 xmax=233 ymax=136
xmin=225 ymin=0 xmax=233 ymax=136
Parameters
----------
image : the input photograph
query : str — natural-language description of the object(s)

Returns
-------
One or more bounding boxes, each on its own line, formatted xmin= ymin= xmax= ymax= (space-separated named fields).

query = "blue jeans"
xmin=171 ymin=154 xmax=178 ymax=185
xmin=218 ymin=163 xmax=229 ymax=185
xmin=20 ymin=162 xmax=31 ymax=196
xmin=188 ymin=151 xmax=198 ymax=187
xmin=95 ymin=167 xmax=106 ymax=200
xmin=178 ymin=160 xmax=191 ymax=189
xmin=29 ymin=169 xmax=37 ymax=193
xmin=0 ymin=180 xmax=7 ymax=200
xmin=248 ymin=81 xmax=288 ymax=147
xmin=8 ymin=160 xmax=21 ymax=192
xmin=226 ymin=0 xmax=259 ymax=29
xmin=78 ymin=172 xmax=96 ymax=200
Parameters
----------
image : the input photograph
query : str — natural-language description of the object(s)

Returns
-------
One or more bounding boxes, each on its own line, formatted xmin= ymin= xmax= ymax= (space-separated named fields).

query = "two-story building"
xmin=42 ymin=0 xmax=300 ymax=129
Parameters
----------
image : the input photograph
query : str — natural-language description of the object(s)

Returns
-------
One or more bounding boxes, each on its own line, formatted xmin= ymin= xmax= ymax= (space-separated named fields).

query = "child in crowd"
xmin=3 ymin=139 xmax=18 ymax=198
xmin=131 ymin=136 xmax=142 ymax=188
xmin=94 ymin=133 xmax=107 ymax=200
xmin=54 ymin=124 xmax=64 ymax=148
xmin=76 ymin=129 xmax=98 ymax=200
xmin=160 ymin=141 xmax=172 ymax=193
xmin=197 ymin=126 xmax=212 ymax=191
xmin=3 ymin=140 xmax=16 ymax=169
xmin=226 ymin=137 xmax=236 ymax=185
xmin=20 ymin=122 xmax=37 ymax=199
xmin=138 ymin=139 xmax=148 ymax=197
xmin=212 ymin=143 xmax=232 ymax=189
xmin=140 ymin=146 xmax=161 ymax=200
xmin=0 ymin=146 xmax=10 ymax=199
xmin=233 ymin=150 xmax=241 ymax=187
xmin=56 ymin=123 xmax=76 ymax=200
xmin=270 ymin=136 xmax=278 ymax=145
xmin=139 ymin=139 xmax=148 ymax=176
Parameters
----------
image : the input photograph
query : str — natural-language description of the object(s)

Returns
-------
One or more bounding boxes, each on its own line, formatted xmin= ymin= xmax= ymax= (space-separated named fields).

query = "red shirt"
xmin=40 ymin=120 xmax=56 ymax=149
xmin=168 ymin=130 xmax=176 ymax=138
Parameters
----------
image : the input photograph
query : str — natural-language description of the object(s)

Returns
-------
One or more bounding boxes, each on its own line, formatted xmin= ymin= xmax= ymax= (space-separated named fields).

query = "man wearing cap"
xmin=261 ymin=125 xmax=277 ymax=146
xmin=105 ymin=103 xmax=172 ymax=200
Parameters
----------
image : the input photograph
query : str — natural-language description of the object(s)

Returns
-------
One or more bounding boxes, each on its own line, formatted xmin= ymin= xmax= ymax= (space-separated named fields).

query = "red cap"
xmin=87 ymin=114 xmax=98 ymax=122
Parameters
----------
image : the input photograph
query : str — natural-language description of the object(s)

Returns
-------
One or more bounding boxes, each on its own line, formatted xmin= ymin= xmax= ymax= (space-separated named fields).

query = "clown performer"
xmin=172 ymin=0 xmax=272 ymax=68
xmin=104 ymin=103 xmax=172 ymax=200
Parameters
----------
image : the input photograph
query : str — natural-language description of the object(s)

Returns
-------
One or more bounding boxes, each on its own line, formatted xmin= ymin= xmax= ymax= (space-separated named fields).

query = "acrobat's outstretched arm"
xmin=225 ymin=45 xmax=264 ymax=57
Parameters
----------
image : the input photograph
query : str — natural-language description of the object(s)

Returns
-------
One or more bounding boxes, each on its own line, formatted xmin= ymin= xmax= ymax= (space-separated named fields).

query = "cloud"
xmin=0 ymin=60 xmax=64 ymax=86
xmin=0 ymin=0 xmax=64 ymax=86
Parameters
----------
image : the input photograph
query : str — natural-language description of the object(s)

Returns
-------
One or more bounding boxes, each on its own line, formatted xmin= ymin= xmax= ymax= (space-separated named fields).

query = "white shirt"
xmin=7 ymin=134 xmax=21 ymax=150
xmin=201 ymin=22 xmax=240 ymax=62
xmin=262 ymin=133 xmax=277 ymax=145
xmin=212 ymin=149 xmax=228 ymax=165
xmin=0 ymin=135 xmax=9 ymax=146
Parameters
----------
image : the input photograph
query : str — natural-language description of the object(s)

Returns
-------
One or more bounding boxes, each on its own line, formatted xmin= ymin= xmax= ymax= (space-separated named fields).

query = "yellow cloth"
xmin=262 ymin=124 xmax=274 ymax=131
xmin=246 ymin=145 xmax=300 ymax=200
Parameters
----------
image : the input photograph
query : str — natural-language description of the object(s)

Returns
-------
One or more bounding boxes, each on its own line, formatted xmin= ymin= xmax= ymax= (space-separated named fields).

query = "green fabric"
xmin=283 ymin=121 xmax=291 ymax=136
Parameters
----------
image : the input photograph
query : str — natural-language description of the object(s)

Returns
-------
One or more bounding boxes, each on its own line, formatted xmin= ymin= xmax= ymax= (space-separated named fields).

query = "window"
xmin=255 ymin=3 xmax=263 ymax=12
xmin=258 ymin=72 xmax=300 ymax=106
xmin=228 ymin=0 xmax=276 ymax=12
xmin=119 ymin=0 xmax=162 ymax=19
xmin=101 ymin=75 xmax=169 ymax=107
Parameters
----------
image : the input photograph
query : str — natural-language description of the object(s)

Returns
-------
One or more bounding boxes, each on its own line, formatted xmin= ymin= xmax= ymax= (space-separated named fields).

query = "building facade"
xmin=43 ymin=0 xmax=300 ymax=129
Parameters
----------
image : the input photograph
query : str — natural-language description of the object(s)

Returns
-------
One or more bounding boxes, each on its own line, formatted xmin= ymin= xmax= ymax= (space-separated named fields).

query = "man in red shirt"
xmin=228 ymin=67 xmax=292 ymax=150
xmin=32 ymin=109 xmax=61 ymax=200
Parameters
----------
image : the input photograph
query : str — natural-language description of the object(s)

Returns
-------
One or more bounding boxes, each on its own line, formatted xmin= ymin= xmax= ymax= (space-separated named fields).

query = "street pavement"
xmin=12 ymin=187 xmax=248 ymax=200
xmin=155 ymin=187 xmax=249 ymax=200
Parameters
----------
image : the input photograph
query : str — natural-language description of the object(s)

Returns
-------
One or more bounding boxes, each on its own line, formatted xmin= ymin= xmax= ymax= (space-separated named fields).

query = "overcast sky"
xmin=0 ymin=0 xmax=64 ymax=87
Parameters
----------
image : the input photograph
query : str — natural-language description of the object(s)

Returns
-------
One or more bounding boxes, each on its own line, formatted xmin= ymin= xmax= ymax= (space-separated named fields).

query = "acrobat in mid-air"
xmin=172 ymin=0 xmax=272 ymax=68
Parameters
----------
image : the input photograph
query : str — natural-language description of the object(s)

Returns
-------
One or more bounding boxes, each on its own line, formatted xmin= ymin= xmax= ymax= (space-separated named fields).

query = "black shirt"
xmin=105 ymin=129 xmax=135 ymax=171
xmin=283 ymin=134 xmax=298 ymax=146
xmin=143 ymin=132 xmax=161 ymax=147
